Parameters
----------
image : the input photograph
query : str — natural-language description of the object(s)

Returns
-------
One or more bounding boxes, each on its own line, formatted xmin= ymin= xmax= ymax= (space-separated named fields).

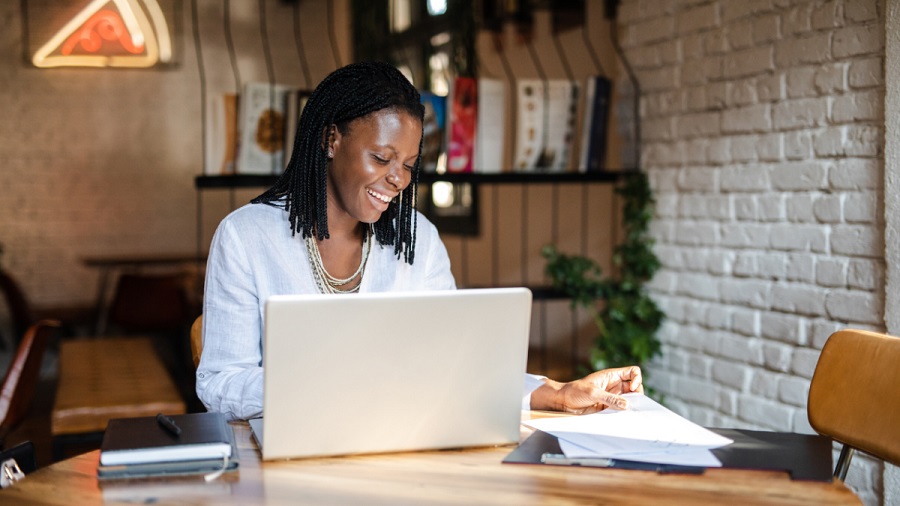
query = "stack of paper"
xmin=523 ymin=394 xmax=732 ymax=467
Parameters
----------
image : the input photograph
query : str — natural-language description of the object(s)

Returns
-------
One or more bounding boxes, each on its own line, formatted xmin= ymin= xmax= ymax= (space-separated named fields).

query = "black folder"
xmin=503 ymin=428 xmax=833 ymax=481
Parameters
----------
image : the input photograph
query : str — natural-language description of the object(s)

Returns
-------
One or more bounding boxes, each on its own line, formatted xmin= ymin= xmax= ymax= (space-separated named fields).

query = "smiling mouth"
xmin=367 ymin=188 xmax=394 ymax=203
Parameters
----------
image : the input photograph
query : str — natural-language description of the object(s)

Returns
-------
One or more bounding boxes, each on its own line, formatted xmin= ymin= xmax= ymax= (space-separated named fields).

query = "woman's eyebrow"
xmin=372 ymin=144 xmax=398 ymax=154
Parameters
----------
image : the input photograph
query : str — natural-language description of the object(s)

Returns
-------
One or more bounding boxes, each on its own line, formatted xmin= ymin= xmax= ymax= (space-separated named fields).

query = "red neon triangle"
xmin=60 ymin=8 xmax=146 ymax=57
xmin=32 ymin=0 xmax=167 ymax=68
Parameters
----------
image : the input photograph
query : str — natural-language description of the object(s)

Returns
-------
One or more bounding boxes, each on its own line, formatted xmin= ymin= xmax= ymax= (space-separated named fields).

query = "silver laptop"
xmin=250 ymin=287 xmax=532 ymax=461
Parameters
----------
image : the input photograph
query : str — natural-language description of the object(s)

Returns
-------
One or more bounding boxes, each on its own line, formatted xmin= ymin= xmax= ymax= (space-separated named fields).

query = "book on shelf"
xmin=282 ymin=89 xmax=312 ymax=166
xmin=99 ymin=412 xmax=234 ymax=471
xmin=420 ymin=91 xmax=447 ymax=173
xmin=543 ymin=80 xmax=579 ymax=172
xmin=473 ymin=78 xmax=505 ymax=173
xmin=446 ymin=76 xmax=478 ymax=173
xmin=236 ymin=81 xmax=293 ymax=175
xmin=204 ymin=92 xmax=239 ymax=175
xmin=514 ymin=79 xmax=580 ymax=172
xmin=578 ymin=75 xmax=612 ymax=173
xmin=513 ymin=79 xmax=545 ymax=171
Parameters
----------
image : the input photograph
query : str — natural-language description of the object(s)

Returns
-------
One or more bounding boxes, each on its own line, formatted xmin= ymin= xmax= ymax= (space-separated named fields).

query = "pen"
xmin=540 ymin=453 xmax=706 ymax=474
xmin=541 ymin=453 xmax=613 ymax=467
xmin=156 ymin=413 xmax=182 ymax=437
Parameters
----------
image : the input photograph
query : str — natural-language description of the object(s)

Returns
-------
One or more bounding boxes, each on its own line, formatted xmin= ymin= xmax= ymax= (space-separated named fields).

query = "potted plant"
xmin=543 ymin=171 xmax=665 ymax=374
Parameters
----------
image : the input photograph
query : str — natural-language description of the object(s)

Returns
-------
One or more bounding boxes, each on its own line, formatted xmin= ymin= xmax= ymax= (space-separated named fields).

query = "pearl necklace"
xmin=305 ymin=227 xmax=372 ymax=294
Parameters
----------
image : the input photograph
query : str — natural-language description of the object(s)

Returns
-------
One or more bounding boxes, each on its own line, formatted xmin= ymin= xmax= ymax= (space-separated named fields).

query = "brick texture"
xmin=623 ymin=0 xmax=885 ymax=502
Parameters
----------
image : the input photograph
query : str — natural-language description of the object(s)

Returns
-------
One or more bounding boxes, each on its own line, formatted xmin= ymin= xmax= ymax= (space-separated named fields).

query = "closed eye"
xmin=372 ymin=155 xmax=389 ymax=164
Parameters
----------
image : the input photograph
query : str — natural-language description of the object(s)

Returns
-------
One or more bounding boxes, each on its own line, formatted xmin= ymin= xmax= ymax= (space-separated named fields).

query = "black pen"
xmin=156 ymin=413 xmax=182 ymax=437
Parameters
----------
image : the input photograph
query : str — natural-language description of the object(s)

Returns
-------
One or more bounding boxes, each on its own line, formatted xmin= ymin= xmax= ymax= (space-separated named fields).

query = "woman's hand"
xmin=530 ymin=366 xmax=643 ymax=414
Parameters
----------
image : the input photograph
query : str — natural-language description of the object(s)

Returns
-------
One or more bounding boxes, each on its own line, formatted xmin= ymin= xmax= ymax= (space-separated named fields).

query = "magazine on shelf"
xmin=543 ymin=80 xmax=579 ymax=172
xmin=204 ymin=92 xmax=239 ymax=175
xmin=578 ymin=75 xmax=612 ymax=172
xmin=420 ymin=91 xmax=447 ymax=172
xmin=446 ymin=76 xmax=478 ymax=173
xmin=514 ymin=79 xmax=580 ymax=172
xmin=513 ymin=79 xmax=545 ymax=171
xmin=236 ymin=82 xmax=293 ymax=175
xmin=473 ymin=78 xmax=505 ymax=173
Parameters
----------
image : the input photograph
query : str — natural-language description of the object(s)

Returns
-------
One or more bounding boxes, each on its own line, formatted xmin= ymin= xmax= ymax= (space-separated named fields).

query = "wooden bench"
xmin=51 ymin=336 xmax=186 ymax=459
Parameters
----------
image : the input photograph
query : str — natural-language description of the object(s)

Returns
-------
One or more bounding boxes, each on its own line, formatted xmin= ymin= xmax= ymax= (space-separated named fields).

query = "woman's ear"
xmin=321 ymin=124 xmax=339 ymax=157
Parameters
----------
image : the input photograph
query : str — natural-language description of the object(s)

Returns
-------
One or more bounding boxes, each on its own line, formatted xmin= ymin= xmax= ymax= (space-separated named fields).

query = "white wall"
xmin=618 ymin=1 xmax=886 ymax=503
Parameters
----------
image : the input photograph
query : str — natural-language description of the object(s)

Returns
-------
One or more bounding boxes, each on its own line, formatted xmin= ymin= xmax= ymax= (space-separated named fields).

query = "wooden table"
xmin=1 ymin=419 xmax=860 ymax=505
xmin=51 ymin=337 xmax=186 ymax=459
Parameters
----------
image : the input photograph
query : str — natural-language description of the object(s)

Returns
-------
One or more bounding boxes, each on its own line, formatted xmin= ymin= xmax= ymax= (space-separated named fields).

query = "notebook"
xmin=99 ymin=412 xmax=233 ymax=466
xmin=251 ymin=287 xmax=532 ymax=460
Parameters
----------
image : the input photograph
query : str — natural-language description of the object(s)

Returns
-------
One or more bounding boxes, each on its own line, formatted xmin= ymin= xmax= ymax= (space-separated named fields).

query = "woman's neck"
xmin=312 ymin=222 xmax=366 ymax=281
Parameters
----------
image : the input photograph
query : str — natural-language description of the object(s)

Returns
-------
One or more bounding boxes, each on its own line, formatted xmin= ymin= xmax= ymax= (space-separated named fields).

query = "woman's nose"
xmin=386 ymin=168 xmax=409 ymax=190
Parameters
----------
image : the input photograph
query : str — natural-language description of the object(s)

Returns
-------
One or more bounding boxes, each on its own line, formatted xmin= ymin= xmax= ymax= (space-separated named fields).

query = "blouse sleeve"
xmin=522 ymin=373 xmax=547 ymax=410
xmin=195 ymin=218 xmax=265 ymax=421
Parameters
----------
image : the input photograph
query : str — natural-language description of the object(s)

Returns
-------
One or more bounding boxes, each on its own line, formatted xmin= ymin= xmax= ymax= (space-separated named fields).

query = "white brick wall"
xmin=623 ymin=0 xmax=885 ymax=503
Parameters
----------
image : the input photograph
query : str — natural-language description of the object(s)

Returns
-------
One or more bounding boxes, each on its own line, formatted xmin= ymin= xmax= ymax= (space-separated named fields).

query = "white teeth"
xmin=368 ymin=189 xmax=392 ymax=203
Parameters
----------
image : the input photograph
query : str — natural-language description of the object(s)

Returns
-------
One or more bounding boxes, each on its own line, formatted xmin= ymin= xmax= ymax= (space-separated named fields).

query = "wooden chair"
xmin=0 ymin=320 xmax=60 ymax=449
xmin=0 ymin=268 xmax=91 ymax=344
xmin=0 ymin=269 xmax=35 ymax=348
xmin=107 ymin=273 xmax=190 ymax=334
xmin=190 ymin=315 xmax=203 ymax=369
xmin=807 ymin=329 xmax=900 ymax=481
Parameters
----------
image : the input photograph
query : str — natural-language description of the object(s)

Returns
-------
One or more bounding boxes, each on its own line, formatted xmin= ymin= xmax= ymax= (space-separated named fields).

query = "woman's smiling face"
xmin=325 ymin=108 xmax=421 ymax=228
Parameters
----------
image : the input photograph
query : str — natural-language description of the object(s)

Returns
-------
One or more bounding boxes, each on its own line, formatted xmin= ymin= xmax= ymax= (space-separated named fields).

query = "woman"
xmin=197 ymin=62 xmax=642 ymax=421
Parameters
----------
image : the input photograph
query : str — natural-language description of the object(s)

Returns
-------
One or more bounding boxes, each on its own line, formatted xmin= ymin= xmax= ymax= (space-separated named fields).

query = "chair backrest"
xmin=107 ymin=273 xmax=189 ymax=333
xmin=0 ymin=269 xmax=35 ymax=346
xmin=190 ymin=315 xmax=203 ymax=369
xmin=808 ymin=328 xmax=900 ymax=479
xmin=0 ymin=320 xmax=60 ymax=447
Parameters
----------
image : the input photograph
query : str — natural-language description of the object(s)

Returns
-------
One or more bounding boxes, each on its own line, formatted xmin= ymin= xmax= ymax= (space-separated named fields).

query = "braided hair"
xmin=252 ymin=61 xmax=425 ymax=264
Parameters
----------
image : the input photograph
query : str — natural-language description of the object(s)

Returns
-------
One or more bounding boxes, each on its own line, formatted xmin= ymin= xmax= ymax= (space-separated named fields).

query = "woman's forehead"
xmin=353 ymin=107 xmax=420 ymax=126
xmin=343 ymin=108 xmax=422 ymax=138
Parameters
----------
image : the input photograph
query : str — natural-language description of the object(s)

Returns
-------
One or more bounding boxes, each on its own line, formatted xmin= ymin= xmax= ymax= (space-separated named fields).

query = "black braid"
xmin=252 ymin=61 xmax=424 ymax=264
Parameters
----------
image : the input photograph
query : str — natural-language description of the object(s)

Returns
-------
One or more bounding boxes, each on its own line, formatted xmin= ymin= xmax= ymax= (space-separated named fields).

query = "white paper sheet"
xmin=524 ymin=393 xmax=732 ymax=467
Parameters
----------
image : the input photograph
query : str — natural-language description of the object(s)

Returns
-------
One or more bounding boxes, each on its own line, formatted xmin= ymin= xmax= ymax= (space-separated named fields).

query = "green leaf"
xmin=543 ymin=171 xmax=666 ymax=373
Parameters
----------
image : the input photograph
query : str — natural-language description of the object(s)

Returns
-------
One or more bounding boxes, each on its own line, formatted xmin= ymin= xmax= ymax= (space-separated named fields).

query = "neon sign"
xmin=32 ymin=0 xmax=171 ymax=68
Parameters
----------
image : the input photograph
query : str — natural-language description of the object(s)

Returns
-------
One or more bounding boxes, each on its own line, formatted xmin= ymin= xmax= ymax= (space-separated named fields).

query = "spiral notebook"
xmin=252 ymin=287 xmax=533 ymax=460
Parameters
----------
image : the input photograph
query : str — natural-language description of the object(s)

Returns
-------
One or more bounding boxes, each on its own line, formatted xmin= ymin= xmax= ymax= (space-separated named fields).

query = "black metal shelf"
xmin=418 ymin=171 xmax=627 ymax=184
xmin=194 ymin=170 xmax=630 ymax=189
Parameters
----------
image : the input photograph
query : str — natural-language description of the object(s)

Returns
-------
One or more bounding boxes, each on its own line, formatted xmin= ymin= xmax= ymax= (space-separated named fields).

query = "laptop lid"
xmin=257 ymin=287 xmax=532 ymax=460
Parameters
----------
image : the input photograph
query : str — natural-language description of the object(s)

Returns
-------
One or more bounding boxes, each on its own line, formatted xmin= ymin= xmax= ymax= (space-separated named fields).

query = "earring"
xmin=327 ymin=149 xmax=334 ymax=159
